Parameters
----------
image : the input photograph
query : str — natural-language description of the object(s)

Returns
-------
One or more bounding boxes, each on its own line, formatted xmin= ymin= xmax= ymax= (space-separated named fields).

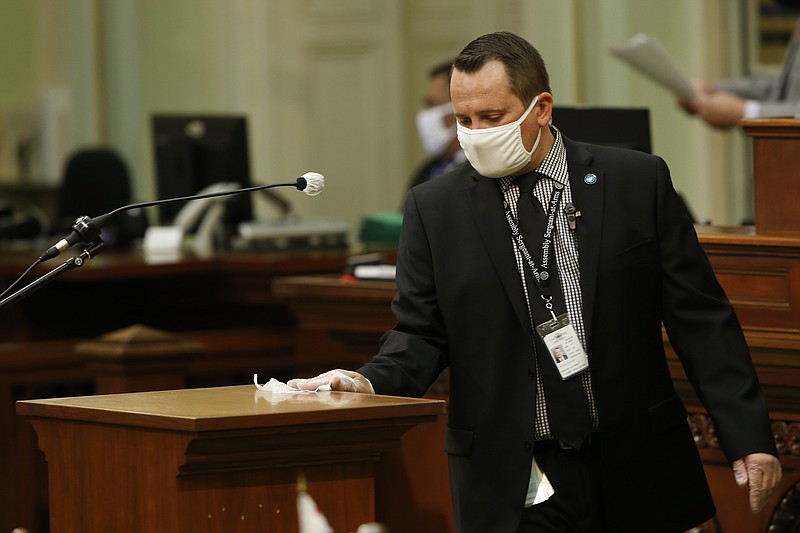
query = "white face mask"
xmin=416 ymin=102 xmax=456 ymax=157
xmin=456 ymin=95 xmax=541 ymax=178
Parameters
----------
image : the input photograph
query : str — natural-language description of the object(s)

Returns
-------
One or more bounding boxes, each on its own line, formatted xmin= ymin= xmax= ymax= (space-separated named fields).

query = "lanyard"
xmin=505 ymin=181 xmax=563 ymax=319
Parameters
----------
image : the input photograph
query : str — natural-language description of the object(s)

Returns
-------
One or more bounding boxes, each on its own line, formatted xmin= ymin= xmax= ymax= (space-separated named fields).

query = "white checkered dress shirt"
xmin=500 ymin=127 xmax=599 ymax=440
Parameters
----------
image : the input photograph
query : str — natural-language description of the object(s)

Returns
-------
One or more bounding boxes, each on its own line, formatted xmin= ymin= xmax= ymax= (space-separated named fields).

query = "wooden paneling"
xmin=698 ymin=228 xmax=800 ymax=331
xmin=263 ymin=0 xmax=406 ymax=234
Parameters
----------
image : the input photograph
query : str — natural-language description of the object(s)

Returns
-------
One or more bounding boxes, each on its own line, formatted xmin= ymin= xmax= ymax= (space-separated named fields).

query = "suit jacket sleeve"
xmin=653 ymin=156 xmax=776 ymax=462
xmin=358 ymin=188 xmax=449 ymax=397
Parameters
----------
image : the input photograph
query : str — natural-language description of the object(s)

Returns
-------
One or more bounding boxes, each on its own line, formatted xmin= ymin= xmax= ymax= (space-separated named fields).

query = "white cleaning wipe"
xmin=253 ymin=374 xmax=332 ymax=393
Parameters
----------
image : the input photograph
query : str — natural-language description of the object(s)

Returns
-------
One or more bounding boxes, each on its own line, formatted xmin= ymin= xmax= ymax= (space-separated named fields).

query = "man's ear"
xmin=537 ymin=92 xmax=554 ymax=126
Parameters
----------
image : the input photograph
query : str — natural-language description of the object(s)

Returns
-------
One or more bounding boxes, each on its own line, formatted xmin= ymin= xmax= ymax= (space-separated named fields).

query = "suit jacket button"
xmin=524 ymin=441 xmax=533 ymax=451
xmin=528 ymin=369 xmax=535 ymax=380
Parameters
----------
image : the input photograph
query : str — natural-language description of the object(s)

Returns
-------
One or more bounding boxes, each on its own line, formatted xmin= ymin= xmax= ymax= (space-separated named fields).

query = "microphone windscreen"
xmin=301 ymin=172 xmax=324 ymax=196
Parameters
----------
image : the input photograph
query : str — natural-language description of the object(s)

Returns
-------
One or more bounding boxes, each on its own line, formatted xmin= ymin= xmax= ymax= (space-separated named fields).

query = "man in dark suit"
xmin=291 ymin=32 xmax=781 ymax=532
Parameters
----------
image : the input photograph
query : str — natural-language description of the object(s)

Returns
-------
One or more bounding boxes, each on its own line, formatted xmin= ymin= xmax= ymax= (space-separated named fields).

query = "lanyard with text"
xmin=506 ymin=179 xmax=590 ymax=380
xmin=505 ymin=181 xmax=563 ymax=321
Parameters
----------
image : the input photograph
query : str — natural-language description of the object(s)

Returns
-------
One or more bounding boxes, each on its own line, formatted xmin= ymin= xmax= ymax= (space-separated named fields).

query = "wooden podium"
xmin=16 ymin=385 xmax=445 ymax=532
xmin=743 ymin=118 xmax=800 ymax=234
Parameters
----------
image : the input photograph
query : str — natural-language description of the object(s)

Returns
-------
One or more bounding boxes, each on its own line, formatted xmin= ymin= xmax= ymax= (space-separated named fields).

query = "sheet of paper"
xmin=524 ymin=457 xmax=554 ymax=507
xmin=610 ymin=33 xmax=697 ymax=101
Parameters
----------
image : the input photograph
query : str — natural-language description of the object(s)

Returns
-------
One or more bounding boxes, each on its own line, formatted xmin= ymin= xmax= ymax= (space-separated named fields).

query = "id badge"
xmin=535 ymin=313 xmax=589 ymax=379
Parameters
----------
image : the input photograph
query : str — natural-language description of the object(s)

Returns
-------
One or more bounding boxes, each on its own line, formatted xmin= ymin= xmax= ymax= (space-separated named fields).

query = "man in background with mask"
xmin=678 ymin=1 xmax=800 ymax=128
xmin=408 ymin=60 xmax=467 ymax=189
xmin=291 ymin=32 xmax=780 ymax=532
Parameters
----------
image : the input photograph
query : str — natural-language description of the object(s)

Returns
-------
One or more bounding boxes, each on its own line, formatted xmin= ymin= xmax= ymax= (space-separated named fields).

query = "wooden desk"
xmin=272 ymin=275 xmax=397 ymax=374
xmin=0 ymin=247 xmax=352 ymax=341
xmin=0 ymin=246 xmax=353 ymax=532
xmin=17 ymin=385 xmax=446 ymax=533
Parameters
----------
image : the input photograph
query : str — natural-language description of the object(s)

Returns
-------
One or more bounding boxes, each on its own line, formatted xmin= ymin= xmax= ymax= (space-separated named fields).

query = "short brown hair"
xmin=453 ymin=32 xmax=550 ymax=105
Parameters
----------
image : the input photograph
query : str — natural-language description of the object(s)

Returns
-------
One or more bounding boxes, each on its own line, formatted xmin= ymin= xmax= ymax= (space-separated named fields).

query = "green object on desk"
xmin=359 ymin=211 xmax=403 ymax=245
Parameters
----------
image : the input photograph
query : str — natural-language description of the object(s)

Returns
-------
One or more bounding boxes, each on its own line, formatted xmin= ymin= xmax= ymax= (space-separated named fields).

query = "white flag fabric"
xmin=297 ymin=491 xmax=334 ymax=533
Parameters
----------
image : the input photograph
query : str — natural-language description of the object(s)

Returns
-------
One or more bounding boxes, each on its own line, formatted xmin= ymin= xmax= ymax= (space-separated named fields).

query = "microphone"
xmin=39 ymin=172 xmax=325 ymax=262
xmin=298 ymin=172 xmax=324 ymax=196
xmin=564 ymin=202 xmax=581 ymax=231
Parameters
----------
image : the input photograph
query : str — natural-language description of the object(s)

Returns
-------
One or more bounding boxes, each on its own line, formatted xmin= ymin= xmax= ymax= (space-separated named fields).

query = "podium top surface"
xmin=741 ymin=117 xmax=800 ymax=138
xmin=16 ymin=384 xmax=446 ymax=432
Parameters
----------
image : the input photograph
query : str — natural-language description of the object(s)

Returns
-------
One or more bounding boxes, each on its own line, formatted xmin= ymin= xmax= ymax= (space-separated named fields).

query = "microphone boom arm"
xmin=41 ymin=175 xmax=319 ymax=262
xmin=0 ymin=183 xmax=298 ymax=312
xmin=0 ymin=172 xmax=324 ymax=313
xmin=0 ymin=240 xmax=105 ymax=312
xmin=95 ymin=180 xmax=307 ymax=230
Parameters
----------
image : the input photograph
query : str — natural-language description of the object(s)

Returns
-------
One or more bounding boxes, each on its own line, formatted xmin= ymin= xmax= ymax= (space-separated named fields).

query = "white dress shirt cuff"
xmin=743 ymin=100 xmax=762 ymax=119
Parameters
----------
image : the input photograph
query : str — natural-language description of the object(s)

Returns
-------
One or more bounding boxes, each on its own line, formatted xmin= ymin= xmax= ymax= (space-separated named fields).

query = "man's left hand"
xmin=731 ymin=453 xmax=782 ymax=514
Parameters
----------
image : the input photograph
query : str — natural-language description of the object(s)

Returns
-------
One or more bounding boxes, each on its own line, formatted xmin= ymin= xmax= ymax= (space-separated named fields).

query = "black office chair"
xmin=55 ymin=148 xmax=147 ymax=248
xmin=0 ymin=201 xmax=50 ymax=240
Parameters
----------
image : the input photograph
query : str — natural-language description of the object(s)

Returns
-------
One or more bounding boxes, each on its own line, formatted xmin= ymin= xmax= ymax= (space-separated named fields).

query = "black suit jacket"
xmin=359 ymin=136 xmax=776 ymax=532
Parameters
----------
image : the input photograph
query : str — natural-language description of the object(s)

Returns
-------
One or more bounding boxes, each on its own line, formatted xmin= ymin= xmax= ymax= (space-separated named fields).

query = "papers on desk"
xmin=610 ymin=33 xmax=697 ymax=101
xmin=353 ymin=264 xmax=396 ymax=280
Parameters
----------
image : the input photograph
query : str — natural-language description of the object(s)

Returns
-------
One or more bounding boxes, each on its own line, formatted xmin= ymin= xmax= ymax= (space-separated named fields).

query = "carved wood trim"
xmin=689 ymin=413 xmax=800 ymax=457
xmin=767 ymin=481 xmax=800 ymax=532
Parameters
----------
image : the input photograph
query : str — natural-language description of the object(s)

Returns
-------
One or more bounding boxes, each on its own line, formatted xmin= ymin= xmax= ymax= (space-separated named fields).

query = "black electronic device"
xmin=552 ymin=105 xmax=697 ymax=221
xmin=151 ymin=114 xmax=253 ymax=231
xmin=552 ymin=106 xmax=652 ymax=154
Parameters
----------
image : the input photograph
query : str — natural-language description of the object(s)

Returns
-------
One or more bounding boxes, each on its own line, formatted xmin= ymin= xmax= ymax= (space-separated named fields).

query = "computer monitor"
xmin=151 ymin=114 xmax=253 ymax=230
xmin=551 ymin=105 xmax=697 ymax=221
xmin=551 ymin=106 xmax=652 ymax=154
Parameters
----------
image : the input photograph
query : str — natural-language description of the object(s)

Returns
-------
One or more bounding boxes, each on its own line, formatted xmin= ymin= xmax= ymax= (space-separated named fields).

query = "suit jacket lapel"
xmin=465 ymin=138 xmax=606 ymax=341
xmin=563 ymin=138 xmax=604 ymax=344
xmin=467 ymin=171 xmax=532 ymax=330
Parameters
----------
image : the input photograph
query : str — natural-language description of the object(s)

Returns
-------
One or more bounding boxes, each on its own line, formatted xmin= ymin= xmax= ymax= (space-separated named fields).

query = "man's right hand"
xmin=288 ymin=369 xmax=375 ymax=394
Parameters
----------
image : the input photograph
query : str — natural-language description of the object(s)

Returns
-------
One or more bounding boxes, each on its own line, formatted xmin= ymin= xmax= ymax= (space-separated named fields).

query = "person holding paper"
xmin=679 ymin=8 xmax=800 ymax=128
xmin=290 ymin=31 xmax=780 ymax=533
